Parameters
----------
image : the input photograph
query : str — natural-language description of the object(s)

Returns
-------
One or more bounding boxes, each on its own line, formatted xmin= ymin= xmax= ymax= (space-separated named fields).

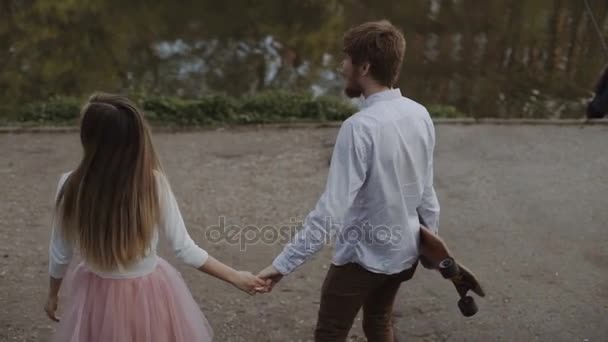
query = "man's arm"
xmin=271 ymin=120 xmax=369 ymax=275
xmin=417 ymin=127 xmax=440 ymax=233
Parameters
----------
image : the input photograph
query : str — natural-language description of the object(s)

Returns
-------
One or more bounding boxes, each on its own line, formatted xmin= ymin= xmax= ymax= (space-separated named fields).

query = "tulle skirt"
xmin=50 ymin=258 xmax=213 ymax=342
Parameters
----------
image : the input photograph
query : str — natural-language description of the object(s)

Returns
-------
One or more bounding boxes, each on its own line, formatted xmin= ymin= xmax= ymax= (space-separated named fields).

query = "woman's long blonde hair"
xmin=57 ymin=93 xmax=161 ymax=271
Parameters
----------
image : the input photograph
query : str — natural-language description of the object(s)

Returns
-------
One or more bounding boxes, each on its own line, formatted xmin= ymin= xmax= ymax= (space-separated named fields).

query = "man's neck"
xmin=363 ymin=84 xmax=391 ymax=99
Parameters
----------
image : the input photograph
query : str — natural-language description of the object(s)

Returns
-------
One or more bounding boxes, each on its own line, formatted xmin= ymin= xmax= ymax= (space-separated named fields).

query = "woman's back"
xmin=50 ymin=171 xmax=209 ymax=279
xmin=46 ymin=93 xmax=265 ymax=342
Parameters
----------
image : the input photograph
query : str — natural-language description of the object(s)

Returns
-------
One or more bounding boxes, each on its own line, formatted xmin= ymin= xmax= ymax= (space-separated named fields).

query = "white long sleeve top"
xmin=49 ymin=172 xmax=208 ymax=279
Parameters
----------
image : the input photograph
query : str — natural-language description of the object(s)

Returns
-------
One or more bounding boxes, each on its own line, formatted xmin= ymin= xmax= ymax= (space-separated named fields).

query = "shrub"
xmin=238 ymin=91 xmax=312 ymax=122
xmin=142 ymin=96 xmax=238 ymax=125
xmin=426 ymin=104 xmax=468 ymax=118
xmin=7 ymin=92 xmax=473 ymax=126
xmin=17 ymin=96 xmax=82 ymax=124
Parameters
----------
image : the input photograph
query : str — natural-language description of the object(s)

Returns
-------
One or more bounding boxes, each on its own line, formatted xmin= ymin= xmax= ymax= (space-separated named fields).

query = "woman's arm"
xmin=157 ymin=173 xmax=266 ymax=294
xmin=45 ymin=173 xmax=73 ymax=322
xmin=198 ymin=256 xmax=267 ymax=295
xmin=45 ymin=277 xmax=63 ymax=322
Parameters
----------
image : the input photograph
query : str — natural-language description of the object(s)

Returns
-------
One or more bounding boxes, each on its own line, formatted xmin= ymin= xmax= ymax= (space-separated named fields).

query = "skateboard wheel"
xmin=439 ymin=257 xmax=459 ymax=279
xmin=458 ymin=296 xmax=478 ymax=317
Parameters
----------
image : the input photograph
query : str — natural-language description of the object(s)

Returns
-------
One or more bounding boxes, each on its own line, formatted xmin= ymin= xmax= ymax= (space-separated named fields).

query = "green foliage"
xmin=1 ymin=1 xmax=601 ymax=119
xmin=10 ymin=91 xmax=358 ymax=126
xmin=6 ymin=91 xmax=482 ymax=126
xmin=426 ymin=104 xmax=470 ymax=119
xmin=239 ymin=91 xmax=311 ymax=122
xmin=16 ymin=96 xmax=82 ymax=123
xmin=426 ymin=104 xmax=468 ymax=118
xmin=142 ymin=95 xmax=239 ymax=125
xmin=301 ymin=96 xmax=357 ymax=121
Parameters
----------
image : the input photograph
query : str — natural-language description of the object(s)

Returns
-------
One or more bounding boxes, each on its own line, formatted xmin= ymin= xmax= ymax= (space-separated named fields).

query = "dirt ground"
xmin=1 ymin=125 xmax=607 ymax=341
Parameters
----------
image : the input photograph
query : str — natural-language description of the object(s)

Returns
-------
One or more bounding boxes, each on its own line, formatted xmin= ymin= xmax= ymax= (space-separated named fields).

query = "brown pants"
xmin=314 ymin=262 xmax=417 ymax=342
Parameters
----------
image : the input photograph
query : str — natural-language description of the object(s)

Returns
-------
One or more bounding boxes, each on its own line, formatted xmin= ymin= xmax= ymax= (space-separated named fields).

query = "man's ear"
xmin=359 ymin=62 xmax=370 ymax=77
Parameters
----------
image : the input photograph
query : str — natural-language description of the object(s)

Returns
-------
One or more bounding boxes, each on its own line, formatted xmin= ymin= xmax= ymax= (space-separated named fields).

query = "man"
xmin=258 ymin=20 xmax=440 ymax=342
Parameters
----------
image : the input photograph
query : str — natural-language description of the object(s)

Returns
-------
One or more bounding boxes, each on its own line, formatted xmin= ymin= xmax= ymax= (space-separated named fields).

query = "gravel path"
xmin=1 ymin=125 xmax=607 ymax=341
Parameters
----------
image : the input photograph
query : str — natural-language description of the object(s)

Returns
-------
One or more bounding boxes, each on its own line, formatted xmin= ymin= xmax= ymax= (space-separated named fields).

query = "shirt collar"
xmin=362 ymin=88 xmax=402 ymax=108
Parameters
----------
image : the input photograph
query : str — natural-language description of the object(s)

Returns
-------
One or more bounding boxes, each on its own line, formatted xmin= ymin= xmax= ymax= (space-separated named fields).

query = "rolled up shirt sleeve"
xmin=157 ymin=174 xmax=209 ymax=268
xmin=273 ymin=120 xmax=369 ymax=275
xmin=49 ymin=173 xmax=73 ymax=279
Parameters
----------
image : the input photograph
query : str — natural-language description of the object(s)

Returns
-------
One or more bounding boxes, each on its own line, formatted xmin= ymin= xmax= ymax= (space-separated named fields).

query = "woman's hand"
xmin=198 ymin=256 xmax=268 ymax=295
xmin=44 ymin=294 xmax=60 ymax=322
xmin=231 ymin=271 xmax=268 ymax=295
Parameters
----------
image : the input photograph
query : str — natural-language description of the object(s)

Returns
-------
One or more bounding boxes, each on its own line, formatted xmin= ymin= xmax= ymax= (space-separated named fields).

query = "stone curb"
xmin=1 ymin=119 xmax=607 ymax=134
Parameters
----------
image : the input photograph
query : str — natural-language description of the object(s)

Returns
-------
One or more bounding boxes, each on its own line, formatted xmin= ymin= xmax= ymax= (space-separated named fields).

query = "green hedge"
xmin=426 ymin=104 xmax=468 ymax=118
xmin=17 ymin=97 xmax=83 ymax=124
xmin=10 ymin=91 xmax=471 ymax=126
xmin=13 ymin=92 xmax=359 ymax=125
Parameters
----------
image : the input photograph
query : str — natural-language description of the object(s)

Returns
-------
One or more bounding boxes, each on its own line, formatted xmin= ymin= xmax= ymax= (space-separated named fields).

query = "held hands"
xmin=232 ymin=270 xmax=269 ymax=295
xmin=256 ymin=265 xmax=283 ymax=293
xmin=229 ymin=265 xmax=284 ymax=295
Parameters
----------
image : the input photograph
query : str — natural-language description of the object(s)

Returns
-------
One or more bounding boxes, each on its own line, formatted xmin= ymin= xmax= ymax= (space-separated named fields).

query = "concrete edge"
xmin=1 ymin=119 xmax=608 ymax=133
xmin=472 ymin=118 xmax=608 ymax=125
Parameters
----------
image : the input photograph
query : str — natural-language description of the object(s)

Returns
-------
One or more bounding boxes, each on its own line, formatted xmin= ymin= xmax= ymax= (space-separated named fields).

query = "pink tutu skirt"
xmin=51 ymin=258 xmax=213 ymax=342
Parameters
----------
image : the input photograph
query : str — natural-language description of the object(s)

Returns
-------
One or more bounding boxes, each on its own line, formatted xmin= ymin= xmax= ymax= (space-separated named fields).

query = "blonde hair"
xmin=57 ymin=93 xmax=161 ymax=271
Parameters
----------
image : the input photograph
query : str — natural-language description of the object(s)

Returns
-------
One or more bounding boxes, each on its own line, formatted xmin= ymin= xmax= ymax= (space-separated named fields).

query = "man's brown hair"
xmin=343 ymin=20 xmax=406 ymax=87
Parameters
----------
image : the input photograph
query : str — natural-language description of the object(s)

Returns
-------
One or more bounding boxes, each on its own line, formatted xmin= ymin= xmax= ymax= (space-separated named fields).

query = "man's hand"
xmin=257 ymin=265 xmax=284 ymax=292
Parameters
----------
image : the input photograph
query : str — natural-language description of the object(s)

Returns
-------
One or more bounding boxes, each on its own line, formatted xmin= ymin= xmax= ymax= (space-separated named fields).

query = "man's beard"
xmin=344 ymin=72 xmax=363 ymax=98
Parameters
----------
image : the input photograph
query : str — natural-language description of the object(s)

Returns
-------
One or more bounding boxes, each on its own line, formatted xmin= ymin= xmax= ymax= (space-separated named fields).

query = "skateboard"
xmin=418 ymin=221 xmax=485 ymax=317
